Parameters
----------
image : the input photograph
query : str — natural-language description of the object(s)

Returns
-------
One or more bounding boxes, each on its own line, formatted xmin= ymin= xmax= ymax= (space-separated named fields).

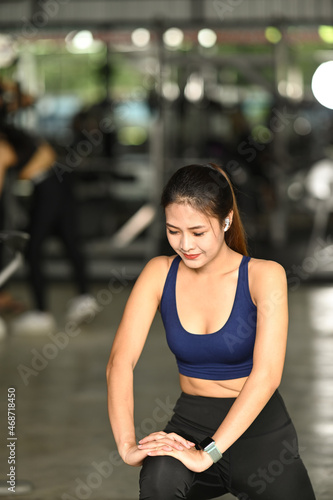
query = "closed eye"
xmin=167 ymin=229 xmax=205 ymax=236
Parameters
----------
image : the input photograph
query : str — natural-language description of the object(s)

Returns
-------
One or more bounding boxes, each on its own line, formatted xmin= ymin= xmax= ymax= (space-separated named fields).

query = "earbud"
xmin=224 ymin=218 xmax=230 ymax=232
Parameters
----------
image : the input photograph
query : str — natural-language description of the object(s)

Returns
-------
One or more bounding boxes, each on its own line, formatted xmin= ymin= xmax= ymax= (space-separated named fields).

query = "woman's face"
xmin=165 ymin=203 xmax=226 ymax=268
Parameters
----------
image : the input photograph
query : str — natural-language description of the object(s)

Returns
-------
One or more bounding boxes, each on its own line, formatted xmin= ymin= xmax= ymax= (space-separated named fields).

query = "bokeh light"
xmin=318 ymin=25 xmax=333 ymax=44
xmin=312 ymin=61 xmax=333 ymax=109
xmin=163 ymin=28 xmax=184 ymax=48
xmin=265 ymin=26 xmax=282 ymax=44
xmin=131 ymin=28 xmax=150 ymax=48
xmin=198 ymin=29 xmax=217 ymax=48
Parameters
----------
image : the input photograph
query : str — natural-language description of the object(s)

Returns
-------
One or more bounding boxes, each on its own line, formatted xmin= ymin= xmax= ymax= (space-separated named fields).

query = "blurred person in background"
xmin=0 ymin=78 xmax=99 ymax=334
xmin=0 ymin=77 xmax=29 ymax=316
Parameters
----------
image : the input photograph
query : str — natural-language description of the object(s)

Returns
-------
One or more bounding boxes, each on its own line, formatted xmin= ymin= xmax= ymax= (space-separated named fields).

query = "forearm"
xmin=0 ymin=166 xmax=5 ymax=196
xmin=106 ymin=361 xmax=137 ymax=459
xmin=213 ymin=262 xmax=288 ymax=455
xmin=19 ymin=143 xmax=56 ymax=180
xmin=0 ymin=141 xmax=16 ymax=195
xmin=213 ymin=372 xmax=279 ymax=453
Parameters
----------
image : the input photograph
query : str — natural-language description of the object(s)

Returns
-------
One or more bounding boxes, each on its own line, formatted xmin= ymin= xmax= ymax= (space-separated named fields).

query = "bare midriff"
xmin=179 ymin=373 xmax=248 ymax=398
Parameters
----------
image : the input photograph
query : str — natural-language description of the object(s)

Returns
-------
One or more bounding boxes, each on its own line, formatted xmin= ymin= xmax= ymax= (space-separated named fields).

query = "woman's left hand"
xmin=138 ymin=437 xmax=213 ymax=473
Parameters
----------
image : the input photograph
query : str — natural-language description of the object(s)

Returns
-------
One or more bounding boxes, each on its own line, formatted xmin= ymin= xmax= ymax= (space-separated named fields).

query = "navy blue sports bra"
xmin=160 ymin=255 xmax=257 ymax=381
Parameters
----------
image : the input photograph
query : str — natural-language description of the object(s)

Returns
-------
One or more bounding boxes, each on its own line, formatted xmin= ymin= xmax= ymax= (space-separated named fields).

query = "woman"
xmin=0 ymin=124 xmax=99 ymax=333
xmin=106 ymin=164 xmax=316 ymax=499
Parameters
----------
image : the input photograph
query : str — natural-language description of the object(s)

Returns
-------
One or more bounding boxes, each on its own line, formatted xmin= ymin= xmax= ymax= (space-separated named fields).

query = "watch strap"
xmin=199 ymin=438 xmax=223 ymax=463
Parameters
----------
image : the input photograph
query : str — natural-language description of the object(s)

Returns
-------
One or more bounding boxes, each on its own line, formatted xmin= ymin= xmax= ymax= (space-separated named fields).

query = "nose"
xmin=180 ymin=233 xmax=195 ymax=252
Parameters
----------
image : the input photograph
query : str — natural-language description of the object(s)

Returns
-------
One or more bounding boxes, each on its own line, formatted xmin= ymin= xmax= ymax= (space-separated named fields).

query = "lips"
xmin=183 ymin=253 xmax=201 ymax=260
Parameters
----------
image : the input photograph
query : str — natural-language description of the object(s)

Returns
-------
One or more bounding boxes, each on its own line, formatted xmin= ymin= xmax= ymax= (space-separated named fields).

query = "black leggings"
xmin=139 ymin=391 xmax=316 ymax=500
xmin=26 ymin=172 xmax=87 ymax=311
xmin=0 ymin=195 xmax=5 ymax=284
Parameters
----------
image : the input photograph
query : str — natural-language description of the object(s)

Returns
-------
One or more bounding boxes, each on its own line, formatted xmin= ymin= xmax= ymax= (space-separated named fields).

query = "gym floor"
xmin=0 ymin=277 xmax=332 ymax=500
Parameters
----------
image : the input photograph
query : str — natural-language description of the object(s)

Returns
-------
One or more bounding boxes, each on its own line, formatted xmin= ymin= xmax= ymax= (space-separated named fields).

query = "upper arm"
xmin=250 ymin=260 xmax=288 ymax=385
xmin=0 ymin=139 xmax=17 ymax=170
xmin=107 ymin=256 xmax=170 ymax=370
xmin=0 ymin=140 xmax=17 ymax=195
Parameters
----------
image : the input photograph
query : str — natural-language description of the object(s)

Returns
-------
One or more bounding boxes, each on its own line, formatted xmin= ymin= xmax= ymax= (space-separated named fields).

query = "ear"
xmin=228 ymin=210 xmax=234 ymax=226
xmin=223 ymin=210 xmax=233 ymax=232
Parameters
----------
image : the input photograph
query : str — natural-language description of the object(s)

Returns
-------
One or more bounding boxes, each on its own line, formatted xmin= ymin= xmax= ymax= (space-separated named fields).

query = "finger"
xmin=138 ymin=441 xmax=185 ymax=451
xmin=139 ymin=432 xmax=167 ymax=444
xmin=138 ymin=439 xmax=184 ymax=451
xmin=139 ymin=432 xmax=194 ymax=449
xmin=138 ymin=435 xmax=165 ymax=445
xmin=167 ymin=433 xmax=195 ymax=448
xmin=160 ymin=445 xmax=174 ymax=451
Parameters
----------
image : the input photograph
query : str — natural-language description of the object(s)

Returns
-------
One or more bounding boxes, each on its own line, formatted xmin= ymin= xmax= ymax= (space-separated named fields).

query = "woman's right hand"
xmin=121 ymin=443 xmax=151 ymax=467
xmin=138 ymin=431 xmax=195 ymax=451
xmin=121 ymin=432 xmax=195 ymax=467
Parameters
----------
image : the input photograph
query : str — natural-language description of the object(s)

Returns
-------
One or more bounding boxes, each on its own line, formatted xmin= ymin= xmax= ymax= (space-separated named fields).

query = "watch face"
xmin=200 ymin=437 xmax=214 ymax=450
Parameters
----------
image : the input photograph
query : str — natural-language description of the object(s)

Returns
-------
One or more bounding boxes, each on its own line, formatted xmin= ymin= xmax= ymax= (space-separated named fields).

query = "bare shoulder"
xmin=141 ymin=254 xmax=176 ymax=278
xmin=249 ymin=257 xmax=286 ymax=280
xmin=248 ymin=257 xmax=287 ymax=304
xmin=137 ymin=254 xmax=177 ymax=300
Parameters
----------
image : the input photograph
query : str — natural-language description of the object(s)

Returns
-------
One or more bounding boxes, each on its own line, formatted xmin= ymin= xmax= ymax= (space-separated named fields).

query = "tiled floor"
xmin=0 ymin=278 xmax=332 ymax=500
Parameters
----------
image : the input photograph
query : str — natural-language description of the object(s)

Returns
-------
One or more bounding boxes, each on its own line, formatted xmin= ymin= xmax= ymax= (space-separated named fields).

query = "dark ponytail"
xmin=161 ymin=163 xmax=248 ymax=256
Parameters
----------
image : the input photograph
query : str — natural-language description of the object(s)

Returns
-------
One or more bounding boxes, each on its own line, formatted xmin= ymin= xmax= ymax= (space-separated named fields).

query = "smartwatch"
xmin=199 ymin=437 xmax=223 ymax=463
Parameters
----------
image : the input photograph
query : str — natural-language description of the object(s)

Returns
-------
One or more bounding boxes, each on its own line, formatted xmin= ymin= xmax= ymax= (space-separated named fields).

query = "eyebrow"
xmin=166 ymin=223 xmax=207 ymax=230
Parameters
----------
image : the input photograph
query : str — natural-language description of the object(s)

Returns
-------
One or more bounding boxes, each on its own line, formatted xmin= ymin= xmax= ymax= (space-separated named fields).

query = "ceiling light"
xmin=72 ymin=30 xmax=94 ymax=50
xmin=163 ymin=28 xmax=184 ymax=48
xmin=312 ymin=61 xmax=333 ymax=109
xmin=131 ymin=28 xmax=150 ymax=48
xmin=66 ymin=30 xmax=104 ymax=54
xmin=198 ymin=29 xmax=217 ymax=48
